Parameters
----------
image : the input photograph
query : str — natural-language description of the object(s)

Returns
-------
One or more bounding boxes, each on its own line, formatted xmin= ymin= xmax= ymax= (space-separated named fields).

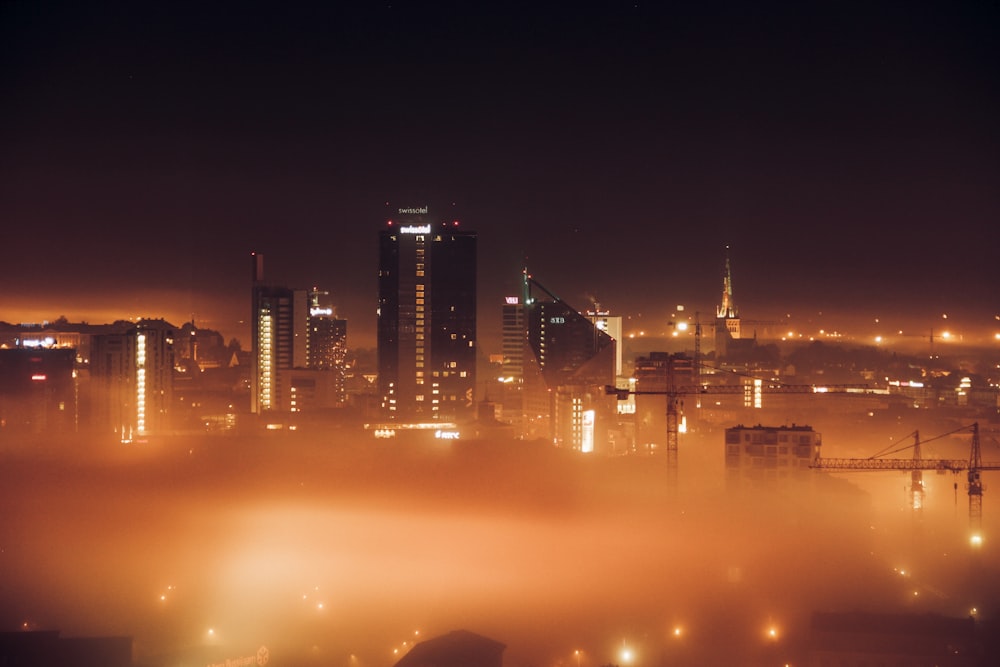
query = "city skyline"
xmin=3 ymin=3 xmax=1000 ymax=666
xmin=2 ymin=2 xmax=998 ymax=350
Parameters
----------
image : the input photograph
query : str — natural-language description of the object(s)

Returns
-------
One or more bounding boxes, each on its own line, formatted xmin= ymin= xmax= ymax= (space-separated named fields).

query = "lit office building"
xmin=521 ymin=273 xmax=616 ymax=452
xmin=495 ymin=294 xmax=526 ymax=426
xmin=377 ymin=207 xmax=477 ymax=423
xmin=501 ymin=296 xmax=526 ymax=381
xmin=90 ymin=319 xmax=175 ymax=441
xmin=301 ymin=288 xmax=348 ymax=408
xmin=250 ymin=253 xmax=309 ymax=414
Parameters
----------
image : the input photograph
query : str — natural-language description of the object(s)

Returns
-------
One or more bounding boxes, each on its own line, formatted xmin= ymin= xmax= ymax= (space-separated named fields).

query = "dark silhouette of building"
xmin=520 ymin=272 xmax=616 ymax=451
xmin=806 ymin=611 xmax=980 ymax=666
xmin=394 ymin=630 xmax=504 ymax=667
xmin=378 ymin=207 xmax=477 ymax=423
xmin=0 ymin=347 xmax=77 ymax=437
xmin=0 ymin=630 xmax=132 ymax=667
xmin=631 ymin=351 xmax=696 ymax=454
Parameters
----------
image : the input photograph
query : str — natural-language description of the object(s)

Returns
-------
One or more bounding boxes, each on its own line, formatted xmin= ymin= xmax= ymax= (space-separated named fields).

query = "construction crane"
xmin=810 ymin=423 xmax=1000 ymax=530
xmin=606 ymin=376 xmax=874 ymax=484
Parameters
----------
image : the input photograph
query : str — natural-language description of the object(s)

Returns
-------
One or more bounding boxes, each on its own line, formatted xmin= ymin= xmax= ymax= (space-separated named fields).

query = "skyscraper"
xmin=496 ymin=293 xmax=527 ymax=428
xmin=520 ymin=272 xmax=616 ymax=451
xmin=307 ymin=288 xmax=348 ymax=406
xmin=250 ymin=253 xmax=308 ymax=414
xmin=377 ymin=207 xmax=477 ymax=423
xmin=90 ymin=319 xmax=175 ymax=441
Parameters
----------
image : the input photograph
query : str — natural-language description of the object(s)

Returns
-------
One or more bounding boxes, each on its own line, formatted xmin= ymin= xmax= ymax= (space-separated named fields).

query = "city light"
xmin=2 ymin=4 xmax=999 ymax=667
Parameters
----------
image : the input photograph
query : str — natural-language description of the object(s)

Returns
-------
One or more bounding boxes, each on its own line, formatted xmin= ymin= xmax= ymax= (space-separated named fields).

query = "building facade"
xmin=250 ymin=253 xmax=309 ymax=414
xmin=377 ymin=208 xmax=477 ymax=423
xmin=307 ymin=289 xmax=348 ymax=406
xmin=724 ymin=423 xmax=821 ymax=487
xmin=0 ymin=347 xmax=77 ymax=438
xmin=496 ymin=294 xmax=526 ymax=427
xmin=631 ymin=351 xmax=696 ymax=454
xmin=90 ymin=319 xmax=175 ymax=441
xmin=519 ymin=273 xmax=616 ymax=451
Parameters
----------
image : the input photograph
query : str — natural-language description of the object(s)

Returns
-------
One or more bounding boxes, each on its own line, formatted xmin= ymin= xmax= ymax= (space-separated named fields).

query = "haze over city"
xmin=3 ymin=1 xmax=999 ymax=348
xmin=2 ymin=2 xmax=1000 ymax=666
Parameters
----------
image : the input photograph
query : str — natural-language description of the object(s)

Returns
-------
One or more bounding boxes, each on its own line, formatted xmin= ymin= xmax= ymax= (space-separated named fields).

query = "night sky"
xmin=2 ymin=1 xmax=998 ymax=348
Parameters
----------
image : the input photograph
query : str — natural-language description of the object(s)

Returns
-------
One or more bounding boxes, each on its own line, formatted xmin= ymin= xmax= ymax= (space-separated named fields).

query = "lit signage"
xmin=21 ymin=337 xmax=55 ymax=348
xmin=581 ymin=410 xmax=594 ymax=453
xmin=435 ymin=429 xmax=460 ymax=440
xmin=374 ymin=429 xmax=397 ymax=439
xmin=400 ymin=224 xmax=431 ymax=234
xmin=398 ymin=206 xmax=428 ymax=214
xmin=310 ymin=307 xmax=333 ymax=317
xmin=505 ymin=296 xmax=519 ymax=305
xmin=31 ymin=374 xmax=46 ymax=381
xmin=550 ymin=317 xmax=565 ymax=324
xmin=206 ymin=646 xmax=269 ymax=667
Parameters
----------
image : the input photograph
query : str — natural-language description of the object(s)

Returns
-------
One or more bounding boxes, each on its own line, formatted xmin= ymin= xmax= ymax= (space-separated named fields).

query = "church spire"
xmin=716 ymin=245 xmax=738 ymax=319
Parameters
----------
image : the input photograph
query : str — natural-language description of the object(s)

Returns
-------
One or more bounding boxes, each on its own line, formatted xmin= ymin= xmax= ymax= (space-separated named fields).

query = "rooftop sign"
xmin=400 ymin=224 xmax=431 ymax=234
xmin=398 ymin=206 xmax=428 ymax=214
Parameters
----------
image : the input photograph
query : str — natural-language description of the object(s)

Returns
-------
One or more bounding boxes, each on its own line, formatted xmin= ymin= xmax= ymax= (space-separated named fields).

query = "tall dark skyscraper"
xmin=520 ymin=272 xmax=617 ymax=451
xmin=377 ymin=207 xmax=477 ymax=423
